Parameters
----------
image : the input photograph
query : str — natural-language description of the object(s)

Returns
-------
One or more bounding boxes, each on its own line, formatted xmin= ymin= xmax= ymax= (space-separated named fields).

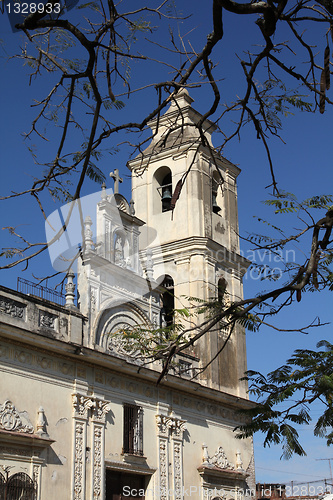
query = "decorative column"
xmin=65 ymin=270 xmax=77 ymax=309
xmin=170 ymin=418 xmax=186 ymax=500
xmin=91 ymin=399 xmax=111 ymax=500
xmin=32 ymin=463 xmax=42 ymax=500
xmin=84 ymin=216 xmax=94 ymax=253
xmin=72 ymin=394 xmax=95 ymax=500
xmin=156 ymin=415 xmax=173 ymax=500
xmin=145 ymin=248 xmax=154 ymax=281
xmin=156 ymin=415 xmax=186 ymax=500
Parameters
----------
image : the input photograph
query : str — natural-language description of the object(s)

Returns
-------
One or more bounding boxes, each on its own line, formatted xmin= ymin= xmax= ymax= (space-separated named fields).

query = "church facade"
xmin=0 ymin=90 xmax=255 ymax=499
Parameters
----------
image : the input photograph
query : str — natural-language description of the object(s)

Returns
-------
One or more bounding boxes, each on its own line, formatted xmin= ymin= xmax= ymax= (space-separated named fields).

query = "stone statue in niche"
xmin=114 ymin=234 xmax=125 ymax=267
xmin=160 ymin=308 xmax=167 ymax=328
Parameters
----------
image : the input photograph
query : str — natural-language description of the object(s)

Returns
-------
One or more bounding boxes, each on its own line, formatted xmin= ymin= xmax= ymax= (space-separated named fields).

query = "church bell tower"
xmin=127 ymin=89 xmax=250 ymax=396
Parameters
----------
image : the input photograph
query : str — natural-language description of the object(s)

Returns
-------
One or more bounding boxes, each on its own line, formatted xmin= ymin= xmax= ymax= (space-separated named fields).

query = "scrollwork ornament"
xmin=0 ymin=400 xmax=33 ymax=434
xmin=90 ymin=288 xmax=97 ymax=313
xmin=93 ymin=426 xmax=103 ymax=499
xmin=159 ymin=439 xmax=168 ymax=500
xmin=92 ymin=400 xmax=111 ymax=423
xmin=74 ymin=422 xmax=84 ymax=500
xmin=210 ymin=446 xmax=235 ymax=470
xmin=173 ymin=442 xmax=183 ymax=500
xmin=33 ymin=465 xmax=39 ymax=496
xmin=171 ymin=418 xmax=186 ymax=439
xmin=156 ymin=414 xmax=173 ymax=437
xmin=72 ymin=394 xmax=95 ymax=419
xmin=0 ymin=297 xmax=25 ymax=319
xmin=39 ymin=311 xmax=56 ymax=329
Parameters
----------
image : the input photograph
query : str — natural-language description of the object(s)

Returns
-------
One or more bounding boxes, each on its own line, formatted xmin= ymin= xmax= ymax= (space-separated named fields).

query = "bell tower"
xmin=127 ymin=89 xmax=250 ymax=396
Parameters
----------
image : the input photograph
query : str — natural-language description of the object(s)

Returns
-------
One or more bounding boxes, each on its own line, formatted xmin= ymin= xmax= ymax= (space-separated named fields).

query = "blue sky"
xmin=1 ymin=0 xmax=333 ymax=487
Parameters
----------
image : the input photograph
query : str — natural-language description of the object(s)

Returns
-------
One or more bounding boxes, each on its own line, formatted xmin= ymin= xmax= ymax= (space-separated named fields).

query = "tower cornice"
xmin=139 ymin=236 xmax=251 ymax=276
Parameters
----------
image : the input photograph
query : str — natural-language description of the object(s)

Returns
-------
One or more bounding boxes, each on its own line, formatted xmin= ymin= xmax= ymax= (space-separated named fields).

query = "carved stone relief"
xmin=156 ymin=414 xmax=173 ymax=438
xmin=0 ymin=400 xmax=34 ymax=434
xmin=92 ymin=399 xmax=111 ymax=424
xmin=201 ymin=444 xmax=235 ymax=470
xmin=90 ymin=288 xmax=97 ymax=314
xmin=173 ymin=441 xmax=183 ymax=500
xmin=72 ymin=395 xmax=91 ymax=500
xmin=38 ymin=310 xmax=57 ymax=329
xmin=170 ymin=418 xmax=185 ymax=500
xmin=152 ymin=312 xmax=159 ymax=328
xmin=170 ymin=418 xmax=186 ymax=439
xmin=72 ymin=394 xmax=110 ymax=500
xmin=158 ymin=438 xmax=168 ymax=500
xmin=210 ymin=446 xmax=234 ymax=470
xmin=72 ymin=394 xmax=95 ymax=420
xmin=0 ymin=297 xmax=26 ymax=320
xmin=91 ymin=400 xmax=110 ymax=500
xmin=73 ymin=422 xmax=85 ymax=500
xmin=156 ymin=414 xmax=186 ymax=500
xmin=92 ymin=426 xmax=103 ymax=500
xmin=60 ymin=317 xmax=68 ymax=334
xmin=106 ymin=323 xmax=132 ymax=356
xmin=33 ymin=464 xmax=40 ymax=500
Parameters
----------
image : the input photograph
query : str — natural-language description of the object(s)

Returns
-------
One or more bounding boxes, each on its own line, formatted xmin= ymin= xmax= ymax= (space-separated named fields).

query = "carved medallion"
xmin=0 ymin=401 xmax=33 ymax=434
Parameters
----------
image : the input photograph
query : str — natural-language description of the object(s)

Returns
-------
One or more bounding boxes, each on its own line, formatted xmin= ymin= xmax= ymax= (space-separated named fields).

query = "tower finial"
xmin=65 ymin=269 xmax=77 ymax=309
xmin=101 ymin=181 xmax=107 ymax=200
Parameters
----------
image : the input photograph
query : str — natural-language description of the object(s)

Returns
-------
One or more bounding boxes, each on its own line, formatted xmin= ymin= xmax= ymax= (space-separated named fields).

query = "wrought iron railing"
xmin=123 ymin=404 xmax=144 ymax=456
xmin=0 ymin=471 xmax=36 ymax=500
xmin=17 ymin=277 xmax=66 ymax=306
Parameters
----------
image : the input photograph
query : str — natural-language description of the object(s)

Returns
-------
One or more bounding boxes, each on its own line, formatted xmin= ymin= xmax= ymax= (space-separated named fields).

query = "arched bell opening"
xmin=160 ymin=275 xmax=175 ymax=328
xmin=212 ymin=170 xmax=223 ymax=215
xmin=154 ymin=166 xmax=173 ymax=213
xmin=217 ymin=277 xmax=227 ymax=304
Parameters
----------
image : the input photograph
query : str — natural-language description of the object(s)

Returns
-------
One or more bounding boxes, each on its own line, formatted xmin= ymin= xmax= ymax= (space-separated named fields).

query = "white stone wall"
xmin=0 ymin=324 xmax=254 ymax=499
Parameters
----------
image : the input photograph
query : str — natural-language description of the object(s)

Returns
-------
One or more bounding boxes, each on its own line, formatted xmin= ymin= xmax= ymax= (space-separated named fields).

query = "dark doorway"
xmin=105 ymin=470 xmax=146 ymax=500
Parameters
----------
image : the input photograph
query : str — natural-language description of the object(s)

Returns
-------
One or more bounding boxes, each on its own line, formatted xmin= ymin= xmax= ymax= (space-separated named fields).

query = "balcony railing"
xmin=17 ymin=277 xmax=66 ymax=306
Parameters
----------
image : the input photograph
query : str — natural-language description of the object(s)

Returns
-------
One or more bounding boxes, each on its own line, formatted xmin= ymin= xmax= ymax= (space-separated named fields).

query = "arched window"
xmin=154 ymin=166 xmax=173 ymax=213
xmin=161 ymin=172 xmax=172 ymax=212
xmin=6 ymin=472 xmax=35 ymax=500
xmin=160 ymin=275 xmax=174 ymax=327
xmin=217 ymin=277 xmax=227 ymax=304
xmin=212 ymin=170 xmax=223 ymax=214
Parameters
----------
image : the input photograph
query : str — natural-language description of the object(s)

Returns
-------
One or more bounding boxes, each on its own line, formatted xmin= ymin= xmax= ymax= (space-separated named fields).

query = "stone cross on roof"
xmin=110 ymin=169 xmax=123 ymax=194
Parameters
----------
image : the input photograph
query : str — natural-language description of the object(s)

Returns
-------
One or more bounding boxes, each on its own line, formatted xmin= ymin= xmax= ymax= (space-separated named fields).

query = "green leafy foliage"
xmin=76 ymin=1 xmax=99 ymax=11
xmin=264 ymin=194 xmax=298 ymax=214
xmin=48 ymin=185 xmax=73 ymax=202
xmin=102 ymin=99 xmax=125 ymax=110
xmin=263 ymin=192 xmax=333 ymax=215
xmin=85 ymin=162 xmax=106 ymax=184
xmin=258 ymin=79 xmax=313 ymax=130
xmin=236 ymin=340 xmax=333 ymax=458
